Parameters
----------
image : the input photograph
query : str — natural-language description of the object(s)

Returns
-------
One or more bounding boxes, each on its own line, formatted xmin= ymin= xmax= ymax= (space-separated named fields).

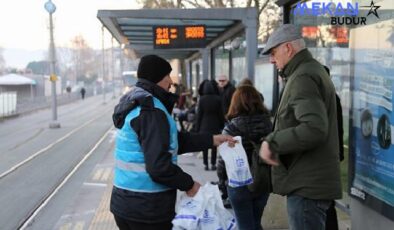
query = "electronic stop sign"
xmin=153 ymin=25 xmax=206 ymax=49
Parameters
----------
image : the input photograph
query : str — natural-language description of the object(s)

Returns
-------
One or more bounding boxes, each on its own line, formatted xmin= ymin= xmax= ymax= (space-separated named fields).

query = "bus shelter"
xmin=97 ymin=7 xmax=258 ymax=86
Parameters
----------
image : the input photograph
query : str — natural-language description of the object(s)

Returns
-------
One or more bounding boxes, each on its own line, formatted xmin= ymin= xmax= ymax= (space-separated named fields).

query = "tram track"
xmin=18 ymin=127 xmax=112 ymax=230
xmin=0 ymin=111 xmax=111 ymax=180
xmin=0 ymin=96 xmax=118 ymax=230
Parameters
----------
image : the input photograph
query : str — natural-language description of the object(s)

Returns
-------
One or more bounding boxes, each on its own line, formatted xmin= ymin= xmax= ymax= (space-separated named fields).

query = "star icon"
xmin=362 ymin=0 xmax=381 ymax=18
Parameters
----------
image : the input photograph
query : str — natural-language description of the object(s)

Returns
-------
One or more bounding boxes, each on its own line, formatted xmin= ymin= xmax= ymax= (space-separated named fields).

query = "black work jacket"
xmin=111 ymin=79 xmax=213 ymax=223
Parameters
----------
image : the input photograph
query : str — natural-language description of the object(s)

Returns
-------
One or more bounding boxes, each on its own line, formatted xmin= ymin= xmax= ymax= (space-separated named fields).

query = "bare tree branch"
xmin=176 ymin=0 xmax=182 ymax=7
xmin=182 ymin=0 xmax=198 ymax=7
xmin=258 ymin=0 xmax=270 ymax=14
xmin=224 ymin=0 xmax=235 ymax=7
xmin=69 ymin=35 xmax=98 ymax=83
xmin=204 ymin=0 xmax=215 ymax=7
xmin=183 ymin=0 xmax=202 ymax=7
xmin=215 ymin=0 xmax=225 ymax=7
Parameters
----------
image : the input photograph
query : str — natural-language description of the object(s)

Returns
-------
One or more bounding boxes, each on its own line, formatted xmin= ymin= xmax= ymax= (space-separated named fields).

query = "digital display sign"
xmin=153 ymin=25 xmax=206 ymax=49
xmin=301 ymin=26 xmax=349 ymax=47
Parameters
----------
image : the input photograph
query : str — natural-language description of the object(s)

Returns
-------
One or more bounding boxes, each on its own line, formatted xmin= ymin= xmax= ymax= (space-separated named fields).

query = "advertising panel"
xmin=349 ymin=19 xmax=394 ymax=220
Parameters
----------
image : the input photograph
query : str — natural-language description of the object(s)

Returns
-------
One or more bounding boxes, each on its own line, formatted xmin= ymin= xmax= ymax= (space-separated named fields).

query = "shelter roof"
xmin=0 ymin=74 xmax=36 ymax=85
xmin=97 ymin=8 xmax=257 ymax=59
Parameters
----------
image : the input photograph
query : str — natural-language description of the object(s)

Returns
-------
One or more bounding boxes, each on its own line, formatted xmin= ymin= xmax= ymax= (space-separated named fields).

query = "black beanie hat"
xmin=137 ymin=55 xmax=172 ymax=84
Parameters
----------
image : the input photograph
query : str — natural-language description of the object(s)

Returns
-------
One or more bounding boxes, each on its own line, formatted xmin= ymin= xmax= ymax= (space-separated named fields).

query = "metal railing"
xmin=0 ymin=88 xmax=100 ymax=119
xmin=0 ymin=91 xmax=17 ymax=117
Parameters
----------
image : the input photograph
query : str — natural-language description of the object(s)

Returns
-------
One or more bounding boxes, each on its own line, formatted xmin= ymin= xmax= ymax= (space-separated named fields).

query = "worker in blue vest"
xmin=110 ymin=54 xmax=236 ymax=230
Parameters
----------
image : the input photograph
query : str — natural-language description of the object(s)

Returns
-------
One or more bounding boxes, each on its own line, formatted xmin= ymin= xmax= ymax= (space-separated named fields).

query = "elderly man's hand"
xmin=260 ymin=141 xmax=279 ymax=166
xmin=213 ymin=134 xmax=237 ymax=147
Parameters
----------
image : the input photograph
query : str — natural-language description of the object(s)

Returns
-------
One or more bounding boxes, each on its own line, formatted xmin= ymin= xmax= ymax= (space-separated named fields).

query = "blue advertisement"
xmin=351 ymin=48 xmax=394 ymax=208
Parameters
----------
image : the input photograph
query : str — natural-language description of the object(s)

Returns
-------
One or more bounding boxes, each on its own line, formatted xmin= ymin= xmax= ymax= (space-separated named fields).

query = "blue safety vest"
xmin=114 ymin=96 xmax=178 ymax=193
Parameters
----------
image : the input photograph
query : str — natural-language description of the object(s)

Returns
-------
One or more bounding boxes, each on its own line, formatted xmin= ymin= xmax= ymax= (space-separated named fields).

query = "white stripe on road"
xmin=83 ymin=182 xmax=108 ymax=187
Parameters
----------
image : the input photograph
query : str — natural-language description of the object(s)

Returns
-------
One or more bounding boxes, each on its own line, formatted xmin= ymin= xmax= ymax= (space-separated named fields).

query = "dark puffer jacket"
xmin=266 ymin=49 xmax=342 ymax=199
xmin=220 ymin=82 xmax=236 ymax=115
xmin=195 ymin=80 xmax=224 ymax=134
xmin=218 ymin=113 xmax=272 ymax=189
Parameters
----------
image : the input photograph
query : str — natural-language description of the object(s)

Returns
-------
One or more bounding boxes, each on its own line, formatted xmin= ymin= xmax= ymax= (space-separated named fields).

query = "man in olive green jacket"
xmin=260 ymin=24 xmax=342 ymax=230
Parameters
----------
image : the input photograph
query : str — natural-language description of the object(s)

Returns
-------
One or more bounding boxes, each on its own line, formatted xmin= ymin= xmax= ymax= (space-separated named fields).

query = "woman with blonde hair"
xmin=219 ymin=85 xmax=272 ymax=230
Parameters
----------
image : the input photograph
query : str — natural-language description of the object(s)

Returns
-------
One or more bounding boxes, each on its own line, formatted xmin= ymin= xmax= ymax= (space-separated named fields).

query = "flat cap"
xmin=262 ymin=24 xmax=302 ymax=55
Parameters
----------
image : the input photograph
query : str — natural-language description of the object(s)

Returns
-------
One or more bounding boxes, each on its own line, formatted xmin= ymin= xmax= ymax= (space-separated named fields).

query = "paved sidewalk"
xmin=57 ymin=150 xmax=350 ymax=230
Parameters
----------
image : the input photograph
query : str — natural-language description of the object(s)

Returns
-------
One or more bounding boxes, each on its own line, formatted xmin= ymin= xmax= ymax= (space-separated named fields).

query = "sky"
xmin=0 ymin=0 xmax=140 ymax=51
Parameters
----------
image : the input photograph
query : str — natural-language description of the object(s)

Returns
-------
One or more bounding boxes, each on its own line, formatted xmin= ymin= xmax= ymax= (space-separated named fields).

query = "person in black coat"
xmin=195 ymin=79 xmax=225 ymax=170
xmin=80 ymin=87 xmax=86 ymax=99
xmin=217 ymin=75 xmax=236 ymax=115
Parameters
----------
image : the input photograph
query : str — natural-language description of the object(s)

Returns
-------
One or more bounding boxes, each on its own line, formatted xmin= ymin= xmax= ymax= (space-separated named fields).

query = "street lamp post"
xmin=111 ymin=37 xmax=116 ymax=99
xmin=45 ymin=0 xmax=60 ymax=128
xmin=102 ymin=26 xmax=106 ymax=104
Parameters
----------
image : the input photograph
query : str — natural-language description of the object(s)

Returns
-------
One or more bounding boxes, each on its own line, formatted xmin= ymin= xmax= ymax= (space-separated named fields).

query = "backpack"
xmin=246 ymin=140 xmax=272 ymax=196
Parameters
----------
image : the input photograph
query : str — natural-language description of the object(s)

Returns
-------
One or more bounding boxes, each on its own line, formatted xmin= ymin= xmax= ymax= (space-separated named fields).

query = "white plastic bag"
xmin=172 ymin=188 xmax=205 ymax=230
xmin=172 ymin=183 xmax=237 ymax=230
xmin=198 ymin=183 xmax=236 ymax=230
xmin=218 ymin=136 xmax=253 ymax=188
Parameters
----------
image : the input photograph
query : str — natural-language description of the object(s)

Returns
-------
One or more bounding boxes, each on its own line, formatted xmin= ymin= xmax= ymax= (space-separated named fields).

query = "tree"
xmin=258 ymin=1 xmax=281 ymax=43
xmin=69 ymin=35 xmax=98 ymax=84
xmin=136 ymin=0 xmax=281 ymax=43
xmin=26 ymin=61 xmax=50 ymax=75
xmin=0 ymin=47 xmax=5 ymax=75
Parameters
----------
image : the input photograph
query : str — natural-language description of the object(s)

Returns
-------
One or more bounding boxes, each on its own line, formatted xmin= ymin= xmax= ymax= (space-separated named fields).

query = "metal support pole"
xmin=244 ymin=16 xmax=258 ymax=83
xmin=111 ymin=37 xmax=116 ymax=99
xmin=186 ymin=60 xmax=192 ymax=89
xmin=102 ymin=26 xmax=106 ymax=104
xmin=119 ymin=45 xmax=124 ymax=96
xmin=48 ymin=8 xmax=60 ymax=128
xmin=229 ymin=50 xmax=233 ymax=81
xmin=210 ymin=48 xmax=215 ymax=80
xmin=30 ymin=84 xmax=33 ymax=100
xmin=202 ymin=49 xmax=210 ymax=80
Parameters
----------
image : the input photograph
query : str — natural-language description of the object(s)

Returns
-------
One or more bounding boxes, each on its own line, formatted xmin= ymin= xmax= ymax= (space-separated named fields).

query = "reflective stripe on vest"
xmin=114 ymin=96 xmax=178 ymax=193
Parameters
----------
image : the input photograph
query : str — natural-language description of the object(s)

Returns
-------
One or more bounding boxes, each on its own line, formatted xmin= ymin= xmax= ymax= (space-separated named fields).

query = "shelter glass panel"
xmin=232 ymin=48 xmax=246 ymax=86
xmin=255 ymin=61 xmax=275 ymax=111
xmin=214 ymin=47 xmax=230 ymax=80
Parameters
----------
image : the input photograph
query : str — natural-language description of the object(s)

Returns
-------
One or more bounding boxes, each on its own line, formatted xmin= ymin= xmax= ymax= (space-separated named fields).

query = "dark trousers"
xmin=227 ymin=186 xmax=269 ymax=230
xmin=287 ymin=195 xmax=331 ymax=230
xmin=203 ymin=147 xmax=217 ymax=166
xmin=325 ymin=201 xmax=339 ymax=230
xmin=114 ymin=215 xmax=172 ymax=230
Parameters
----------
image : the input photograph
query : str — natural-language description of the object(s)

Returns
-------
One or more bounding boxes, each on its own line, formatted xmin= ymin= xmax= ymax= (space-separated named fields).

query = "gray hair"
xmin=289 ymin=38 xmax=306 ymax=52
